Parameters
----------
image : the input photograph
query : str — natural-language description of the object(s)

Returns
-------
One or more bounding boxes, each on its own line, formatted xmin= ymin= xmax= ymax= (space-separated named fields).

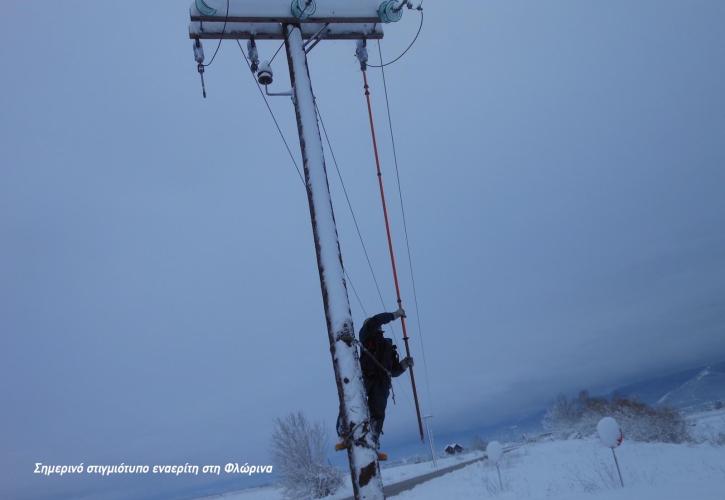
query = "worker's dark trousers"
xmin=366 ymin=381 xmax=390 ymax=448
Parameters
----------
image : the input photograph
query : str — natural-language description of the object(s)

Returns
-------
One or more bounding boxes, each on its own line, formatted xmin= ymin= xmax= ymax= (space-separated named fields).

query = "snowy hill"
xmin=608 ymin=361 xmax=725 ymax=411
xmin=656 ymin=365 xmax=725 ymax=411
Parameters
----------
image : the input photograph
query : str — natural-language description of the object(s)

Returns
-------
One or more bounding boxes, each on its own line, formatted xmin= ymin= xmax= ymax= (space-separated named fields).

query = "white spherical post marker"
xmin=486 ymin=441 xmax=504 ymax=490
xmin=597 ymin=417 xmax=624 ymax=487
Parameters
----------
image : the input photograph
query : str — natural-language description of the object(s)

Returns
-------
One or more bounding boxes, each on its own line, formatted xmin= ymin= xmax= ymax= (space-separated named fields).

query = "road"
xmin=341 ymin=454 xmax=487 ymax=499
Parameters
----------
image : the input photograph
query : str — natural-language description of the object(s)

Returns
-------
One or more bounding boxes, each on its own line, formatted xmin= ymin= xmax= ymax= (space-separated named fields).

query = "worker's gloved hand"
xmin=393 ymin=307 xmax=406 ymax=319
xmin=401 ymin=357 xmax=414 ymax=370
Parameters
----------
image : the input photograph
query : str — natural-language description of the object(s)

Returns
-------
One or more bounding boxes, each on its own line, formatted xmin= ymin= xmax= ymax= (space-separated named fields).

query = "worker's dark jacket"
xmin=359 ymin=313 xmax=405 ymax=424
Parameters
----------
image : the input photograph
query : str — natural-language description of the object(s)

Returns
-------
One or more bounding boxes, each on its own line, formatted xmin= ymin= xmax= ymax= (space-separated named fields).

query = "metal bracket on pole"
xmin=304 ymin=22 xmax=331 ymax=53
xmin=265 ymin=85 xmax=293 ymax=97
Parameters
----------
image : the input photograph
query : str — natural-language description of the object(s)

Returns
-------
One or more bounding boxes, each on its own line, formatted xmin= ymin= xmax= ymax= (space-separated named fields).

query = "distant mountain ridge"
xmin=610 ymin=361 xmax=725 ymax=412
xmin=403 ymin=361 xmax=725 ymax=460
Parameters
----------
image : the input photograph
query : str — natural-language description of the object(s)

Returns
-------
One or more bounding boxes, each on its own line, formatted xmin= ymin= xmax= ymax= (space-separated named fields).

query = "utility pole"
xmin=423 ymin=414 xmax=437 ymax=468
xmin=283 ymin=23 xmax=382 ymax=499
xmin=186 ymin=1 xmax=414 ymax=498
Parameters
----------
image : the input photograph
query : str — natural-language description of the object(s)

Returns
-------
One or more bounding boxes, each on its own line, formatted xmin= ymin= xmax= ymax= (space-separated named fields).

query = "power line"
xmin=367 ymin=9 xmax=423 ymax=69
xmin=202 ymin=0 xmax=230 ymax=68
xmin=316 ymin=104 xmax=403 ymax=344
xmin=376 ymin=40 xmax=434 ymax=414
xmin=316 ymin=107 xmax=389 ymax=308
xmin=236 ymin=40 xmax=373 ymax=327
xmin=346 ymin=273 xmax=368 ymax=319
xmin=237 ymin=37 xmax=413 ymax=408
xmin=237 ymin=37 xmax=414 ymax=410
xmin=316 ymin=103 xmax=420 ymax=411
xmin=359 ymin=67 xmax=424 ymax=437
xmin=270 ymin=41 xmax=286 ymax=64
xmin=269 ymin=1 xmax=317 ymax=64
xmin=236 ymin=36 xmax=417 ymax=399
xmin=236 ymin=40 xmax=303 ymax=183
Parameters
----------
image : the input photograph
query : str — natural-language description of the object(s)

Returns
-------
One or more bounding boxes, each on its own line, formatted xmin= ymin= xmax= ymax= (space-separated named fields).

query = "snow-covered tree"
xmin=543 ymin=394 xmax=582 ymax=437
xmin=542 ymin=392 xmax=689 ymax=443
xmin=271 ymin=411 xmax=343 ymax=499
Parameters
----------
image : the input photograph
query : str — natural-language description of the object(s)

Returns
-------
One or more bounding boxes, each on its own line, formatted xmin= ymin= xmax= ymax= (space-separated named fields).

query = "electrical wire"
xmin=367 ymin=9 xmax=423 ymax=68
xmin=317 ymin=103 xmax=418 ymax=410
xmin=235 ymin=29 xmax=421 ymax=385
xmin=236 ymin=36 xmax=413 ymax=408
xmin=269 ymin=2 xmax=319 ymax=64
xmin=316 ymin=108 xmax=391 ymax=311
xmin=202 ymin=0 xmax=230 ymax=67
xmin=346 ymin=270 xmax=368 ymax=318
xmin=360 ymin=68 xmax=424 ymax=439
xmin=376 ymin=40 xmax=435 ymax=415
xmin=269 ymin=41 xmax=286 ymax=64
xmin=236 ymin=39 xmax=375 ymax=329
xmin=316 ymin=104 xmax=403 ymax=346
xmin=237 ymin=40 xmax=303 ymax=183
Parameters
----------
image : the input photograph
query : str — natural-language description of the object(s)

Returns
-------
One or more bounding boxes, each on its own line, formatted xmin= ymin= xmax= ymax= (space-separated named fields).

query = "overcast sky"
xmin=2 ymin=1 xmax=725 ymax=499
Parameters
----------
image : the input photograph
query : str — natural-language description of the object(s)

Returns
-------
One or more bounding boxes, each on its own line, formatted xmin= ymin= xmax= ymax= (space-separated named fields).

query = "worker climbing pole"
xmin=356 ymin=39 xmax=425 ymax=442
xmin=186 ymin=1 xmax=421 ymax=499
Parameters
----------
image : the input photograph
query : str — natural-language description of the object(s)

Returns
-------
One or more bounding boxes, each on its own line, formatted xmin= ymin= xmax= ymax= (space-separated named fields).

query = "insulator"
xmin=291 ymin=0 xmax=317 ymax=20
xmin=378 ymin=0 xmax=404 ymax=23
xmin=247 ymin=39 xmax=259 ymax=73
xmin=193 ymin=39 xmax=205 ymax=64
xmin=356 ymin=40 xmax=368 ymax=71
xmin=257 ymin=61 xmax=273 ymax=86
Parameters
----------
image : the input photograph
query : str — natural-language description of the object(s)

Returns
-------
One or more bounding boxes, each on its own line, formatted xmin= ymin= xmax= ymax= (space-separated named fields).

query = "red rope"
xmin=362 ymin=70 xmax=425 ymax=442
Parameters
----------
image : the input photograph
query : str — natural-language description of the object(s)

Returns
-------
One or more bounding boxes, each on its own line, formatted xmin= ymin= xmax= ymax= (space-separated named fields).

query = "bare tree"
xmin=271 ymin=411 xmax=343 ymax=499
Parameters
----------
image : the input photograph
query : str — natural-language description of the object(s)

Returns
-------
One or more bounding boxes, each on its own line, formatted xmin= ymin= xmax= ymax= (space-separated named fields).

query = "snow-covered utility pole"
xmin=283 ymin=23 xmax=382 ymax=499
xmin=186 ymin=2 xmax=411 ymax=498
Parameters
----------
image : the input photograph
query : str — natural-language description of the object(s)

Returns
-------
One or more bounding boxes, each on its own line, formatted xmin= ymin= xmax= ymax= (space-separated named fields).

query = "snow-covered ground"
xmin=688 ymin=408 xmax=725 ymax=444
xmin=395 ymin=439 xmax=725 ymax=500
xmin=197 ymin=410 xmax=725 ymax=499
xmin=197 ymin=451 xmax=483 ymax=500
